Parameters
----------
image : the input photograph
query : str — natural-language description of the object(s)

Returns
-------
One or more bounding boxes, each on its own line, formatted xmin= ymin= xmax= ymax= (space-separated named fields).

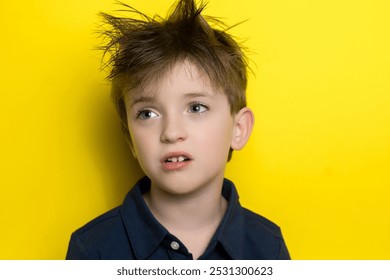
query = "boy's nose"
xmin=160 ymin=115 xmax=188 ymax=143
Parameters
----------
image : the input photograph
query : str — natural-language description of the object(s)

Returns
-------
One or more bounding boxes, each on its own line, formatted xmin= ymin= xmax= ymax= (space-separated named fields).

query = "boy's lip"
xmin=160 ymin=151 xmax=193 ymax=171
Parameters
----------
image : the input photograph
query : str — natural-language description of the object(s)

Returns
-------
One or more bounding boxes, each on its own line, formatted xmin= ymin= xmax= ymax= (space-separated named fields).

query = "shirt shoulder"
xmin=242 ymin=208 xmax=283 ymax=238
xmin=66 ymin=207 xmax=134 ymax=259
xmin=241 ymin=208 xmax=290 ymax=259
xmin=74 ymin=207 xmax=122 ymax=234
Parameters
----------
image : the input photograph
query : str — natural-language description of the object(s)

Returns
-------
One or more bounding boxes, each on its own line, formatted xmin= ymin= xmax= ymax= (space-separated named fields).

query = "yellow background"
xmin=1 ymin=0 xmax=389 ymax=259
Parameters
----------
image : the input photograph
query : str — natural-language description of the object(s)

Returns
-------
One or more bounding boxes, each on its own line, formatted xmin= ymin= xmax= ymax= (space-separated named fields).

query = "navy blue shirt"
xmin=66 ymin=177 xmax=290 ymax=260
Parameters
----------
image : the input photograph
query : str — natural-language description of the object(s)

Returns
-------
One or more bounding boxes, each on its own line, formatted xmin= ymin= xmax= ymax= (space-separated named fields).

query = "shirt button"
xmin=170 ymin=241 xmax=180 ymax=250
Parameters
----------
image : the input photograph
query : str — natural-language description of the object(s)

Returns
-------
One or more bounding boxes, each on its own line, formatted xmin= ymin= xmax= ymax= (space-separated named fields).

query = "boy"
xmin=66 ymin=0 xmax=290 ymax=260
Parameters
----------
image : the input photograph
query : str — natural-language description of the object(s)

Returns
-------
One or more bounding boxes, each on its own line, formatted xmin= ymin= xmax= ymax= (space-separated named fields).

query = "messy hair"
xmin=99 ymin=0 xmax=249 ymax=160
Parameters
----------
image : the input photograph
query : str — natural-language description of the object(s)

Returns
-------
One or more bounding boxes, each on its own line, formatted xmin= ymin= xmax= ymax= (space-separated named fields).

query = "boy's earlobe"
xmin=129 ymin=143 xmax=137 ymax=159
xmin=231 ymin=107 xmax=255 ymax=151
xmin=125 ymin=136 xmax=137 ymax=158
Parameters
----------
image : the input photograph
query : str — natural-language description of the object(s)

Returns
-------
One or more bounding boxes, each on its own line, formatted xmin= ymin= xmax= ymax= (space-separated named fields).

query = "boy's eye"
xmin=137 ymin=109 xmax=158 ymax=120
xmin=188 ymin=103 xmax=208 ymax=114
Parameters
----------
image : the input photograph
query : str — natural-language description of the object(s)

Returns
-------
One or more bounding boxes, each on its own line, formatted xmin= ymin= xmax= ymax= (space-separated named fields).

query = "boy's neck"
xmin=145 ymin=177 xmax=227 ymax=229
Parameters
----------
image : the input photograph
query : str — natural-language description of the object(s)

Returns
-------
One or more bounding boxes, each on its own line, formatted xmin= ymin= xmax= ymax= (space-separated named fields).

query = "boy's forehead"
xmin=126 ymin=60 xmax=221 ymax=104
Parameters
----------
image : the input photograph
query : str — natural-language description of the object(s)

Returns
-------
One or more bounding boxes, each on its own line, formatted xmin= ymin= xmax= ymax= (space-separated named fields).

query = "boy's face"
xmin=125 ymin=60 xmax=238 ymax=196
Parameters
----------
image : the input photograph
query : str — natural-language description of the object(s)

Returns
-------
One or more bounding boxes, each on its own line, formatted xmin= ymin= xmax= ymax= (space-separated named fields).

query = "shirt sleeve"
xmin=65 ymin=233 xmax=88 ymax=260
xmin=277 ymin=237 xmax=291 ymax=260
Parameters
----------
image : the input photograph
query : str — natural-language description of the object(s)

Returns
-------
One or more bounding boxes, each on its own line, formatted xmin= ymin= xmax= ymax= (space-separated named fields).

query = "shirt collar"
xmin=120 ymin=176 xmax=245 ymax=260
xmin=121 ymin=177 xmax=168 ymax=260
xmin=209 ymin=178 xmax=245 ymax=259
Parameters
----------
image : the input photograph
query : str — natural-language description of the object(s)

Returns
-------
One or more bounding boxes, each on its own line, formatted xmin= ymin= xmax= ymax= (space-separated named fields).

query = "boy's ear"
xmin=125 ymin=134 xmax=137 ymax=159
xmin=231 ymin=107 xmax=255 ymax=151
xmin=129 ymin=141 xmax=137 ymax=159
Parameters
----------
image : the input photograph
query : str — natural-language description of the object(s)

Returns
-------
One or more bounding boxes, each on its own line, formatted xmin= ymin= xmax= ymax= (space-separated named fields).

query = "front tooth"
xmin=171 ymin=157 xmax=178 ymax=162
xmin=178 ymin=156 xmax=185 ymax=162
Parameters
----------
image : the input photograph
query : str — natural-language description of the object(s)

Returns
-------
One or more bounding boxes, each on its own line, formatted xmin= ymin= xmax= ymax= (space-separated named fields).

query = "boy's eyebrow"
xmin=130 ymin=92 xmax=212 ymax=105
xmin=183 ymin=92 xmax=211 ymax=99
xmin=130 ymin=95 xmax=155 ymax=106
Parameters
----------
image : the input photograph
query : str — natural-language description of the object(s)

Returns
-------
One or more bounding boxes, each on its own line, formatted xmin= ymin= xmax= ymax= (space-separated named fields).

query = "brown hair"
xmin=99 ymin=0 xmax=249 ymax=159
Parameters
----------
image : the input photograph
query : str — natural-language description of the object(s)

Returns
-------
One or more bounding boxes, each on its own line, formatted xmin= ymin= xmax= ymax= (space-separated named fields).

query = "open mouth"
xmin=161 ymin=152 xmax=192 ymax=171
xmin=165 ymin=156 xmax=190 ymax=163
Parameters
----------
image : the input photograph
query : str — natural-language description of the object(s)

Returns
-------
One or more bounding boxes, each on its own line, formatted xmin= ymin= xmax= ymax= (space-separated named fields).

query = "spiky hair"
xmin=99 ymin=0 xmax=249 ymax=158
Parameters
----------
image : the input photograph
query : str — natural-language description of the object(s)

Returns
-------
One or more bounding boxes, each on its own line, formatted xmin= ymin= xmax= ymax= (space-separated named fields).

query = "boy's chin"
xmin=150 ymin=175 xmax=217 ymax=197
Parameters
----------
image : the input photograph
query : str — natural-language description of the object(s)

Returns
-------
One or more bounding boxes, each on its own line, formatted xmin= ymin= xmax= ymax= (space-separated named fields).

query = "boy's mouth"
xmin=165 ymin=156 xmax=190 ymax=163
xmin=161 ymin=152 xmax=192 ymax=171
